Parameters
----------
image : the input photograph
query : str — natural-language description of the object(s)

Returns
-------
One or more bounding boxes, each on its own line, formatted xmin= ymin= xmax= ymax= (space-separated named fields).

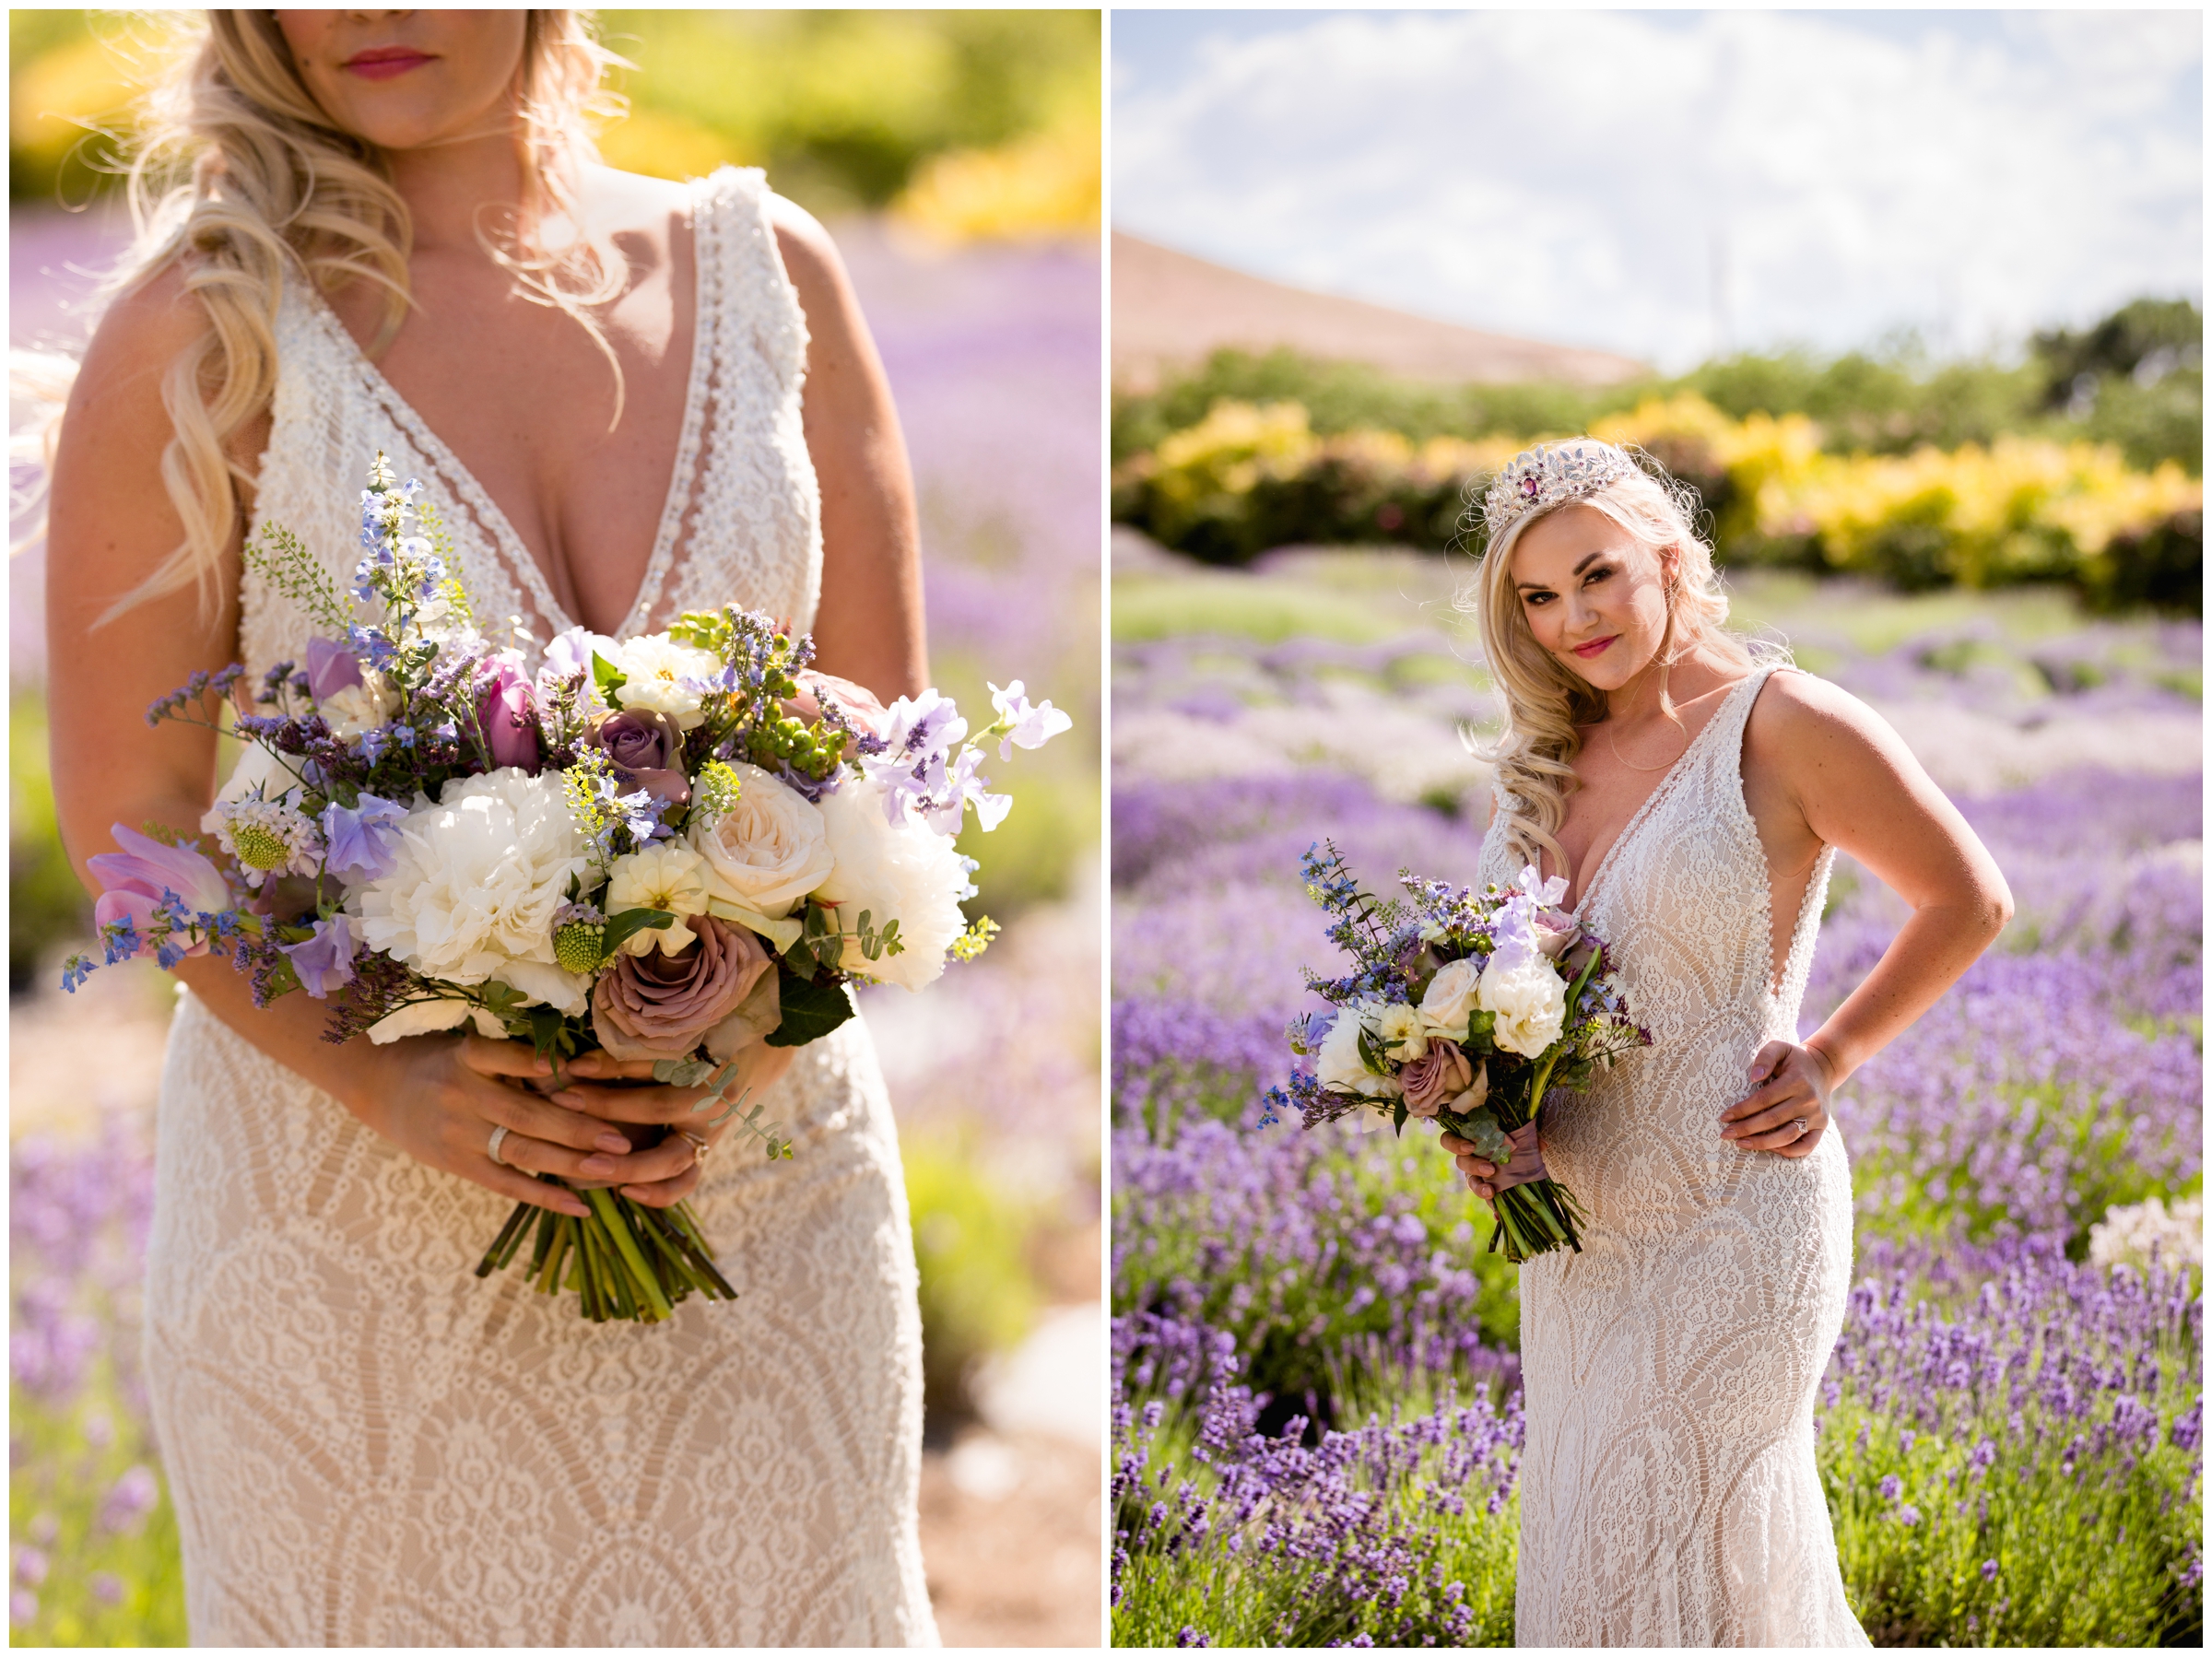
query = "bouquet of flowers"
xmin=66 ymin=455 xmax=1070 ymax=1322
xmin=1266 ymin=842 xmax=1649 ymax=1263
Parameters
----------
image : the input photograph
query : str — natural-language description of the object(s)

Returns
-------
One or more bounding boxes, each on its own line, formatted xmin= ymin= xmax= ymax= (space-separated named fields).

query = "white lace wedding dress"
xmin=141 ymin=169 xmax=939 ymax=1646
xmin=1476 ymin=662 xmax=1867 ymax=1646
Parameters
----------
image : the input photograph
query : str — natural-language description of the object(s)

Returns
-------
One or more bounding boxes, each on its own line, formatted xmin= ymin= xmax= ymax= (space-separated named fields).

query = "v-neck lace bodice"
xmin=1474 ymin=659 xmax=1865 ymax=1646
xmin=241 ymin=166 xmax=821 ymax=676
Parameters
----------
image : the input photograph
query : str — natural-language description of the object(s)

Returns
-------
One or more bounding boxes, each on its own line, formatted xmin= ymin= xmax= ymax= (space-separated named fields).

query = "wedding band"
xmin=487 ymin=1124 xmax=512 ymax=1167
xmin=676 ymin=1129 xmax=710 ymax=1167
xmin=1792 ymin=1118 xmax=1808 ymax=1138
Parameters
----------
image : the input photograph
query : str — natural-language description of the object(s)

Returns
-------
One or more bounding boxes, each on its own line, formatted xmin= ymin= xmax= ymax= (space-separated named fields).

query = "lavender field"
xmin=9 ymin=207 xmax=1102 ymax=1646
xmin=1109 ymin=537 xmax=2204 ymax=1647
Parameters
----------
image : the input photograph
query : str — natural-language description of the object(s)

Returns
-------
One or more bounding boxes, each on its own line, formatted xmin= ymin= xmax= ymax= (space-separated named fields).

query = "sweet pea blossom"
xmin=280 ymin=914 xmax=360 ymax=999
xmin=988 ymin=679 xmax=1073 ymax=760
xmin=320 ymin=793 xmax=409 ymax=885
xmin=84 ymin=825 xmax=232 ymax=955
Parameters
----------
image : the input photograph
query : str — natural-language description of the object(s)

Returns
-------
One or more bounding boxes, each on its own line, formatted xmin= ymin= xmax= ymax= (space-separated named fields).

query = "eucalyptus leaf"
xmin=653 ymin=1057 xmax=719 ymax=1088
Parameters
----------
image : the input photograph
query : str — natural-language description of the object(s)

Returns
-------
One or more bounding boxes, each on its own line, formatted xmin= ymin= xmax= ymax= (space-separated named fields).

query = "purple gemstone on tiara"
xmin=1519 ymin=475 xmax=1540 ymax=499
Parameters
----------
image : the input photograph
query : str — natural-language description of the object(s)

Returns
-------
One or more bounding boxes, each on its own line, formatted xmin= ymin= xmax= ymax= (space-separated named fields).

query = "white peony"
xmin=1315 ymin=1003 xmax=1402 ymax=1099
xmin=813 ymin=776 xmax=971 ymax=992
xmin=1418 ymin=958 xmax=1483 ymax=1040
xmin=614 ymin=634 xmax=720 ymax=728
xmin=605 ymin=841 xmax=712 ymax=956
xmin=688 ymin=762 xmax=835 ymax=921
xmin=364 ymin=998 xmax=509 ymax=1046
xmin=1477 ymin=957 xmax=1569 ymax=1058
xmin=349 ymin=768 xmax=592 ymax=1013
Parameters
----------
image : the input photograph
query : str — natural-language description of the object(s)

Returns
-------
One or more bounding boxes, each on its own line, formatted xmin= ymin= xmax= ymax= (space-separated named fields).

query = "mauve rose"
xmin=1532 ymin=908 xmax=1581 ymax=960
xmin=477 ymin=659 xmax=541 ymax=771
xmin=591 ymin=913 xmax=771 ymax=1063
xmin=588 ymin=709 xmax=690 ymax=811
xmin=1400 ymin=1039 xmax=1474 ymax=1118
xmin=785 ymin=670 xmax=889 ymax=739
xmin=304 ymin=637 xmax=364 ymax=700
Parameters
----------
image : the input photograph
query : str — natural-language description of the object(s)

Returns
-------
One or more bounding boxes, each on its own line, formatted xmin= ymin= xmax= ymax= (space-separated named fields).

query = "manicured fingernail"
xmin=595 ymin=1133 xmax=630 ymax=1154
xmin=535 ymin=1057 xmax=550 ymax=1074
xmin=561 ymin=1201 xmax=590 ymax=1217
xmin=554 ymin=1091 xmax=585 ymax=1108
xmin=582 ymin=1155 xmax=618 ymax=1177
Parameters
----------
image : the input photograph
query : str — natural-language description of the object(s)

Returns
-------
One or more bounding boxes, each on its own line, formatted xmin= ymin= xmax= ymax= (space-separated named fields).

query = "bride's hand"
xmin=549 ymin=1043 xmax=801 ymax=1207
xmin=1440 ymin=1121 xmax=1547 ymax=1202
xmin=347 ymin=1034 xmax=642 ymax=1218
xmin=1721 ymin=1040 xmax=1834 ymax=1158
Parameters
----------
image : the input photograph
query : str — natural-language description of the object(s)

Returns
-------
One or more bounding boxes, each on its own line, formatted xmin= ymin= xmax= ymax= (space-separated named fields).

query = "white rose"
xmin=1477 ymin=957 xmax=1569 ymax=1058
xmin=813 ymin=776 xmax=971 ymax=992
xmin=349 ymin=768 xmax=591 ymax=1009
xmin=614 ymin=634 xmax=720 ymax=729
xmin=319 ymin=669 xmax=402 ymax=740
xmin=688 ymin=763 xmax=835 ymax=921
xmin=206 ymin=742 xmax=305 ymax=817
xmin=605 ymin=841 xmax=712 ymax=956
xmin=1418 ymin=958 xmax=1483 ymax=1039
xmin=1315 ymin=1003 xmax=1403 ymax=1099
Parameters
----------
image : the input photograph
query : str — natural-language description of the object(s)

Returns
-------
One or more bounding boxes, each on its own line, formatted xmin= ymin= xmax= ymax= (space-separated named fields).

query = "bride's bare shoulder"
xmin=1746 ymin=665 xmax=1923 ymax=790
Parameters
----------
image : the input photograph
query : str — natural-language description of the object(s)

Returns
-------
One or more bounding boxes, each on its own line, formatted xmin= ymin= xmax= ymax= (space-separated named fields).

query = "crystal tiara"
xmin=1480 ymin=440 xmax=1642 ymax=540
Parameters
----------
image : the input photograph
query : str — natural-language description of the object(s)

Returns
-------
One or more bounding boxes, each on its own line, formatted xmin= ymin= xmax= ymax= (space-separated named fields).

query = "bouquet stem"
xmin=1436 ymin=1060 xmax=1588 ymax=1266
xmin=474 ymin=1177 xmax=740 ymax=1323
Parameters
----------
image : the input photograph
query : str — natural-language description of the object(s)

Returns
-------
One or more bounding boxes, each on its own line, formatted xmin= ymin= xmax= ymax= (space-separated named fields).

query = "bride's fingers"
xmin=461 ymin=1036 xmax=553 ymax=1081
xmin=1438 ymin=1132 xmax=1476 ymax=1157
xmin=620 ymin=1163 xmax=702 ymax=1208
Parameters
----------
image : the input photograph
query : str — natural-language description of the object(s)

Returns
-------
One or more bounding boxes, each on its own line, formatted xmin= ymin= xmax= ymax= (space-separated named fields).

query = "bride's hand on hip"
xmin=351 ymin=1034 xmax=651 ymax=1218
xmin=1721 ymin=1040 xmax=1834 ymax=1158
xmin=1440 ymin=1121 xmax=1547 ymax=1202
xmin=548 ymin=1043 xmax=801 ymax=1207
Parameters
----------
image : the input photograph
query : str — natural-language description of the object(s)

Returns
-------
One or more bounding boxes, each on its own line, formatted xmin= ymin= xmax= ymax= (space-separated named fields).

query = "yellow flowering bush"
xmin=1117 ymin=394 xmax=2201 ymax=609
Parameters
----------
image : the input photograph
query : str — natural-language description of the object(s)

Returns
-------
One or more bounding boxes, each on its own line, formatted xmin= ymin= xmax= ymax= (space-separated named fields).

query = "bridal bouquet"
xmin=65 ymin=455 xmax=1070 ymax=1322
xmin=1266 ymin=843 xmax=1649 ymax=1263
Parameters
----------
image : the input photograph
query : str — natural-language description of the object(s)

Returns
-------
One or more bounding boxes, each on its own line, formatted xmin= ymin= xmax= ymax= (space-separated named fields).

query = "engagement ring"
xmin=487 ymin=1124 xmax=512 ymax=1167
xmin=1792 ymin=1119 xmax=1808 ymax=1138
xmin=676 ymin=1129 xmax=711 ymax=1167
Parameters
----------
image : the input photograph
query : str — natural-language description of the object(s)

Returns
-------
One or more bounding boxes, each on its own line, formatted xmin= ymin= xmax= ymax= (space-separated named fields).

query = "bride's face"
xmin=1509 ymin=502 xmax=1679 ymax=694
xmin=274 ymin=11 xmax=528 ymax=154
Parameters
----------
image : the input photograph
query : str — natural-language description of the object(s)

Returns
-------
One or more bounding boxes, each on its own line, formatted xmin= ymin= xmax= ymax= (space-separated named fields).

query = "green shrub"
xmin=904 ymin=1131 xmax=1041 ymax=1427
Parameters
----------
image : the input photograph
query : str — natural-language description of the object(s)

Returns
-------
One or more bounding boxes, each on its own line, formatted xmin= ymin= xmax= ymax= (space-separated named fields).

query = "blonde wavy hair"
xmin=53 ymin=9 xmax=629 ymax=622
xmin=1460 ymin=442 xmax=1759 ymax=885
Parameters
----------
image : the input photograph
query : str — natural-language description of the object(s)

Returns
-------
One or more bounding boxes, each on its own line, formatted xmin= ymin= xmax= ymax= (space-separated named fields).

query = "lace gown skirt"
xmin=1480 ymin=663 xmax=1869 ymax=1647
xmin=143 ymin=993 xmax=936 ymax=1646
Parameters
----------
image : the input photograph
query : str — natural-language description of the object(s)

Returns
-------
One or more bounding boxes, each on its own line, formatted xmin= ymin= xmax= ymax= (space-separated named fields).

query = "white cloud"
xmin=1113 ymin=9 xmax=2203 ymax=370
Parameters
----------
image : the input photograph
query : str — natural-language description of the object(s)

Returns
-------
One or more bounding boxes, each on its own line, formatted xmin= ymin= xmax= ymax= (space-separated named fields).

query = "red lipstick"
xmin=342 ymin=45 xmax=434 ymax=81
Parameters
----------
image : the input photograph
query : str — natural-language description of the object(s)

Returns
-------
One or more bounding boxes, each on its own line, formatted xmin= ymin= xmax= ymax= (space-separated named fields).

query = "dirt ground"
xmin=919 ymin=1427 xmax=1102 ymax=1646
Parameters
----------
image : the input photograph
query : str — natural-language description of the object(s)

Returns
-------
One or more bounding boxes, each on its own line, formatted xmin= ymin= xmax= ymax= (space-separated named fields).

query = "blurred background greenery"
xmin=9 ymin=8 xmax=1100 ymax=240
xmin=10 ymin=9 xmax=1101 ymax=1646
xmin=1112 ymin=299 xmax=2202 ymax=611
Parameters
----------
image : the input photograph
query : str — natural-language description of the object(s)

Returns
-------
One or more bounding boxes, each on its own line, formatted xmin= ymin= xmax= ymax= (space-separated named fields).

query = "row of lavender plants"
xmin=1111 ymin=621 xmax=2203 ymax=1647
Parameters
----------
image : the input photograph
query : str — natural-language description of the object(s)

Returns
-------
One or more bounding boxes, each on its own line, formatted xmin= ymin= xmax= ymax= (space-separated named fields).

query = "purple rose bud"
xmin=477 ymin=659 xmax=541 ymax=772
xmin=303 ymin=637 xmax=364 ymax=701
xmin=587 ymin=710 xmax=690 ymax=811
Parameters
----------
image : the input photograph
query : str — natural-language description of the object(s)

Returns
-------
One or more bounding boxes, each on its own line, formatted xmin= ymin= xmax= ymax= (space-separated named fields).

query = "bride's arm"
xmin=45 ymin=271 xmax=629 ymax=1218
xmin=1721 ymin=673 xmax=2014 ymax=1153
xmin=769 ymin=195 xmax=926 ymax=703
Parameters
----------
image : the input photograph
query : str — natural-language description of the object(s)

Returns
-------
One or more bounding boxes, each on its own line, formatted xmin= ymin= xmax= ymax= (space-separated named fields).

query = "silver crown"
xmin=1480 ymin=440 xmax=1641 ymax=539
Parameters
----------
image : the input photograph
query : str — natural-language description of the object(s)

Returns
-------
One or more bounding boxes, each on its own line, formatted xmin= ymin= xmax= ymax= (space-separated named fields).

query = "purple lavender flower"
xmin=96 ymin=1465 xmax=159 ymax=1535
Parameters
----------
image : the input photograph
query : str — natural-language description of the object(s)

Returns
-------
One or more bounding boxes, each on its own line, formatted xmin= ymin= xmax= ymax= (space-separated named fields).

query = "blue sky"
xmin=1112 ymin=8 xmax=2204 ymax=371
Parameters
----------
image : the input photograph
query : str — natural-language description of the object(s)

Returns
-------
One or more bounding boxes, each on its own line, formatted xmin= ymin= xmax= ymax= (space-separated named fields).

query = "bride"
xmin=46 ymin=11 xmax=937 ymax=1644
xmin=1442 ymin=440 xmax=2013 ymax=1644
